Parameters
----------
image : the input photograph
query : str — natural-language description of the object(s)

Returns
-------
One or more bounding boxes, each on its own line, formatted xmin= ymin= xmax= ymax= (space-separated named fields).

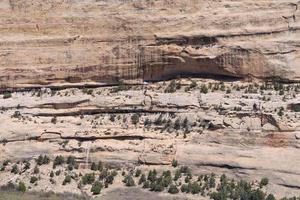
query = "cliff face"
xmin=0 ymin=0 xmax=300 ymax=88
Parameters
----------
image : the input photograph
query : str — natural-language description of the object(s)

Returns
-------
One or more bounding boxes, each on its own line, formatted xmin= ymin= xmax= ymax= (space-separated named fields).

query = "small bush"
xmin=190 ymin=80 xmax=197 ymax=89
xmin=17 ymin=182 xmax=26 ymax=193
xmin=123 ymin=175 xmax=135 ymax=187
xmin=135 ymin=169 xmax=142 ymax=177
xmin=82 ymin=173 xmax=95 ymax=185
xmin=23 ymin=160 xmax=30 ymax=171
xmin=109 ymin=114 xmax=116 ymax=122
xmin=53 ymin=156 xmax=65 ymax=168
xmin=55 ymin=170 xmax=61 ymax=176
xmin=66 ymin=156 xmax=76 ymax=166
xmin=97 ymin=161 xmax=104 ymax=171
xmin=181 ymin=184 xmax=189 ymax=193
xmin=51 ymin=116 xmax=57 ymax=124
xmin=200 ymin=84 xmax=208 ymax=94
xmin=91 ymin=162 xmax=97 ymax=171
xmin=260 ymin=177 xmax=269 ymax=188
xmin=105 ymin=174 xmax=115 ymax=185
xmin=91 ymin=181 xmax=103 ymax=195
xmin=174 ymin=170 xmax=181 ymax=181
xmin=165 ymin=80 xmax=177 ymax=93
xmin=189 ymin=181 xmax=200 ymax=194
xmin=168 ymin=184 xmax=179 ymax=194
xmin=147 ymin=170 xmax=157 ymax=182
xmin=3 ymin=92 xmax=12 ymax=99
xmin=36 ymin=155 xmax=50 ymax=165
xmin=30 ymin=176 xmax=38 ymax=184
xmin=131 ymin=113 xmax=140 ymax=125
xmin=139 ymin=174 xmax=146 ymax=185
xmin=172 ymin=159 xmax=178 ymax=167
xmin=266 ymin=194 xmax=276 ymax=200
xmin=11 ymin=164 xmax=19 ymax=174
xmin=63 ymin=175 xmax=71 ymax=185
xmin=143 ymin=181 xmax=150 ymax=188
xmin=99 ymin=169 xmax=108 ymax=180
xmin=33 ymin=165 xmax=39 ymax=174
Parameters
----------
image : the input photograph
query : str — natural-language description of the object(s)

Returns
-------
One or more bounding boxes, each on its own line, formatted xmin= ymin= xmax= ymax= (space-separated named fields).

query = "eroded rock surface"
xmin=0 ymin=80 xmax=299 ymax=198
xmin=1 ymin=0 xmax=300 ymax=89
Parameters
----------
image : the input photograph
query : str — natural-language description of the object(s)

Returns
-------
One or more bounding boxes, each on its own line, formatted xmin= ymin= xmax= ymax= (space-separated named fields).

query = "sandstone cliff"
xmin=0 ymin=0 xmax=300 ymax=89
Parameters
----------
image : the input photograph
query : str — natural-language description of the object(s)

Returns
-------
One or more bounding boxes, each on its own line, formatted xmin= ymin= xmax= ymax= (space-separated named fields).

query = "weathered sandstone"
xmin=0 ymin=0 xmax=300 ymax=89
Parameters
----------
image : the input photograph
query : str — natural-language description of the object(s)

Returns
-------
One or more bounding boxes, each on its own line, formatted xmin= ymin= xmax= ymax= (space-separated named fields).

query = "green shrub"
xmin=277 ymin=107 xmax=284 ymax=117
xmin=168 ymin=184 xmax=179 ymax=194
xmin=82 ymin=173 xmax=95 ymax=185
xmin=99 ymin=169 xmax=108 ymax=180
xmin=33 ymin=165 xmax=39 ymax=174
xmin=97 ymin=161 xmax=104 ymax=171
xmin=123 ymin=175 xmax=135 ymax=187
xmin=139 ymin=174 xmax=146 ymax=185
xmin=36 ymin=155 xmax=50 ymax=165
xmin=172 ymin=159 xmax=178 ymax=167
xmin=53 ymin=155 xmax=65 ymax=168
xmin=105 ymin=174 xmax=115 ymax=185
xmin=165 ymin=80 xmax=177 ymax=93
xmin=147 ymin=170 xmax=157 ymax=182
xmin=174 ymin=170 xmax=181 ymax=181
xmin=266 ymin=194 xmax=276 ymax=200
xmin=209 ymin=173 xmax=216 ymax=188
xmin=174 ymin=119 xmax=181 ymax=130
xmin=251 ymin=189 xmax=266 ymax=200
xmin=189 ymin=181 xmax=200 ymax=194
xmin=131 ymin=113 xmax=140 ymax=125
xmin=51 ymin=116 xmax=57 ymax=124
xmin=12 ymin=111 xmax=21 ymax=118
xmin=150 ymin=179 xmax=164 ymax=192
xmin=3 ymin=92 xmax=12 ymax=99
xmin=181 ymin=184 xmax=189 ymax=193
xmin=179 ymin=166 xmax=190 ymax=174
xmin=200 ymin=84 xmax=208 ymax=94
xmin=91 ymin=181 xmax=103 ymax=195
xmin=55 ymin=170 xmax=61 ymax=176
xmin=91 ymin=162 xmax=97 ymax=171
xmin=260 ymin=177 xmax=269 ymax=188
xmin=190 ymin=80 xmax=197 ymax=89
xmin=143 ymin=181 xmax=150 ymax=188
xmin=66 ymin=156 xmax=76 ymax=166
xmin=23 ymin=160 xmax=30 ymax=171
xmin=111 ymin=170 xmax=118 ymax=177
xmin=17 ymin=182 xmax=26 ymax=193
xmin=135 ymin=169 xmax=142 ymax=177
xmin=109 ymin=114 xmax=116 ymax=122
xmin=63 ymin=175 xmax=71 ymax=185
xmin=11 ymin=164 xmax=19 ymax=174
xmin=30 ymin=176 xmax=38 ymax=184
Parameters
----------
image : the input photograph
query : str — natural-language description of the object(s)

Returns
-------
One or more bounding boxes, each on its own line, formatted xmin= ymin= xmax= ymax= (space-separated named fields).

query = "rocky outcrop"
xmin=0 ymin=80 xmax=300 ymax=197
xmin=0 ymin=0 xmax=300 ymax=89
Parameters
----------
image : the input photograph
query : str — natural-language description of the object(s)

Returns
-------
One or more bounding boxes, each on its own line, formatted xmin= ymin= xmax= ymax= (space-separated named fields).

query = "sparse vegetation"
xmin=164 ymin=80 xmax=178 ymax=93
xmin=3 ymin=92 xmax=12 ymax=99
xmin=53 ymin=156 xmax=65 ymax=168
xmin=131 ymin=113 xmax=140 ymax=125
xmin=17 ymin=182 xmax=26 ymax=193
xmin=36 ymin=155 xmax=50 ymax=166
xmin=82 ymin=173 xmax=95 ymax=185
xmin=123 ymin=175 xmax=135 ymax=187
xmin=91 ymin=181 xmax=103 ymax=195
xmin=63 ymin=175 xmax=72 ymax=185
xmin=172 ymin=159 xmax=178 ymax=167
xmin=30 ymin=176 xmax=38 ymax=184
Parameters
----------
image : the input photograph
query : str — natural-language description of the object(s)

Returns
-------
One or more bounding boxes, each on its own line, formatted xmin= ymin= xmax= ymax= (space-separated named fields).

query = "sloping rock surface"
xmin=0 ymin=0 xmax=300 ymax=88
